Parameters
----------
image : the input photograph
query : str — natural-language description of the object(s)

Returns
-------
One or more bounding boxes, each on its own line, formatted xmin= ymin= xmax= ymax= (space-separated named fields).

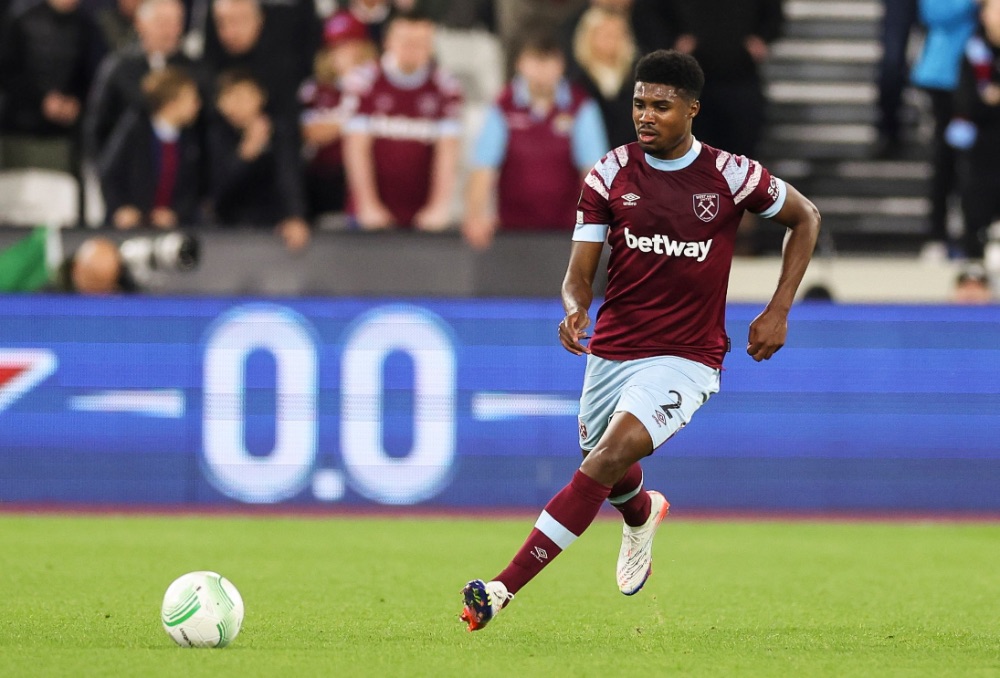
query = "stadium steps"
xmin=759 ymin=0 xmax=931 ymax=255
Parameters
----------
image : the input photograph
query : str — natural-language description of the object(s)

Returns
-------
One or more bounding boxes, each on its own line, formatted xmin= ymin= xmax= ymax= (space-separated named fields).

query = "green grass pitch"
xmin=0 ymin=514 xmax=997 ymax=677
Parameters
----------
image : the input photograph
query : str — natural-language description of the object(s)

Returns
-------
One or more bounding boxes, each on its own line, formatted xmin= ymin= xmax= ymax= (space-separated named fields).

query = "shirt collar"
xmin=644 ymin=138 xmax=702 ymax=171
xmin=512 ymin=75 xmax=572 ymax=111
xmin=152 ymin=118 xmax=181 ymax=142
xmin=381 ymin=53 xmax=431 ymax=90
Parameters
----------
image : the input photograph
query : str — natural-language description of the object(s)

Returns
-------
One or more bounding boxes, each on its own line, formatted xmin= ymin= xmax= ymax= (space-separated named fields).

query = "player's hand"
xmin=747 ymin=307 xmax=788 ymax=362
xmin=559 ymin=309 xmax=592 ymax=356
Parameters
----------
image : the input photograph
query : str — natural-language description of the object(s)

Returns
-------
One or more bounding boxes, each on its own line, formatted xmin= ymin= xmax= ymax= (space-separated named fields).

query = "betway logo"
xmin=623 ymin=227 xmax=712 ymax=262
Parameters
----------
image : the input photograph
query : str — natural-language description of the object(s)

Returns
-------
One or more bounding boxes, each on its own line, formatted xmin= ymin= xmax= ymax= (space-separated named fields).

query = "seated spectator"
xmin=298 ymin=10 xmax=377 ymax=222
xmin=207 ymin=71 xmax=310 ymax=250
xmin=462 ymin=32 xmax=608 ymax=251
xmin=342 ymin=10 xmax=463 ymax=231
xmin=86 ymin=0 xmax=195 ymax=158
xmin=952 ymin=263 xmax=993 ymax=304
xmin=0 ymin=0 xmax=105 ymax=173
xmin=569 ymin=5 xmax=636 ymax=148
xmin=98 ymin=66 xmax=202 ymax=228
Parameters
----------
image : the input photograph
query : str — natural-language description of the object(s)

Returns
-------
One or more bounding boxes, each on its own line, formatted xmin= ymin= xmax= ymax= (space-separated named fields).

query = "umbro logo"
xmin=531 ymin=546 xmax=548 ymax=562
xmin=622 ymin=192 xmax=640 ymax=207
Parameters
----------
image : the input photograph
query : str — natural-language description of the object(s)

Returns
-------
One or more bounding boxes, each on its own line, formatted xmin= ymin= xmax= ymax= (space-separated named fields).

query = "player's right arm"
xmin=559 ymin=241 xmax=603 ymax=355
xmin=561 ymin=149 xmax=620 ymax=354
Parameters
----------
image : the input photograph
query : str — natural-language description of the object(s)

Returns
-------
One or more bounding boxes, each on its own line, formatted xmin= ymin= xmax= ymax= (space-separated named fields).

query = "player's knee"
xmin=579 ymin=444 xmax=632 ymax=486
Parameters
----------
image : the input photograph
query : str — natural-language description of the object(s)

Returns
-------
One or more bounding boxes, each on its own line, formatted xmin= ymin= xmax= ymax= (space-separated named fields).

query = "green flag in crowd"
xmin=0 ymin=228 xmax=51 ymax=292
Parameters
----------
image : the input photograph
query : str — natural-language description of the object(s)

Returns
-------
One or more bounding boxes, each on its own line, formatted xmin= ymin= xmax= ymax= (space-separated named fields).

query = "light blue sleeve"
xmin=470 ymin=105 xmax=509 ymax=169
xmin=571 ymin=100 xmax=610 ymax=170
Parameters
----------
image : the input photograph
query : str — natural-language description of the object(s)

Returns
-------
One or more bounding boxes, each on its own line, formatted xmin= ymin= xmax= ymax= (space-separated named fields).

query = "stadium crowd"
xmin=0 ymin=0 xmax=997 ymax=292
xmin=0 ymin=0 xmax=784 ymax=253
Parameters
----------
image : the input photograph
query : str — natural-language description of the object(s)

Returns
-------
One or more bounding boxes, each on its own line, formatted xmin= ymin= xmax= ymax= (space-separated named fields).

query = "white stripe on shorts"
xmin=534 ymin=510 xmax=578 ymax=550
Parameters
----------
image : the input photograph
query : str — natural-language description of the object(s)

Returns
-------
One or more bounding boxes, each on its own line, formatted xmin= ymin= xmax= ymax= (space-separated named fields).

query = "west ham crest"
xmin=693 ymin=193 xmax=719 ymax=222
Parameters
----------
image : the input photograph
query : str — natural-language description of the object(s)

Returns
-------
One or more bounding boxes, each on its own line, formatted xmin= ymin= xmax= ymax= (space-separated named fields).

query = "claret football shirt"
xmin=575 ymin=139 xmax=787 ymax=368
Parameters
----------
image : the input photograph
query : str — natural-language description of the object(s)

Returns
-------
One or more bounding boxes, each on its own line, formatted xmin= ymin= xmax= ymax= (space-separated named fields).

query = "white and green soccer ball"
xmin=161 ymin=571 xmax=244 ymax=648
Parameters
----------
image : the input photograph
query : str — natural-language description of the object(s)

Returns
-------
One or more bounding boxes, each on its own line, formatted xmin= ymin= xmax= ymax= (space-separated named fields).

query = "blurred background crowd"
xmin=0 ymin=0 xmax=998 ymax=301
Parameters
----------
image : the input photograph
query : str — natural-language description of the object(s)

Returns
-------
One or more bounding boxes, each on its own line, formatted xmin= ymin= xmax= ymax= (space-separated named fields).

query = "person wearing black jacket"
xmin=85 ymin=0 xmax=199 ymax=158
xmin=668 ymin=0 xmax=784 ymax=159
xmin=206 ymin=70 xmax=309 ymax=250
xmin=98 ymin=66 xmax=202 ymax=228
xmin=0 ymin=0 xmax=105 ymax=171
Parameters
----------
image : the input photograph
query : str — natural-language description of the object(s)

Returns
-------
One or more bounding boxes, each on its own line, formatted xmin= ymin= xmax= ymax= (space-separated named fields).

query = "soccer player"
xmin=459 ymin=49 xmax=821 ymax=631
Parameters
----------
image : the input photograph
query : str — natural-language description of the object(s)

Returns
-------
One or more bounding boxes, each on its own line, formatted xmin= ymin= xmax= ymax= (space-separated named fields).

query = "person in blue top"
xmin=462 ymin=32 xmax=609 ymax=251
xmin=911 ymin=0 xmax=979 ymax=259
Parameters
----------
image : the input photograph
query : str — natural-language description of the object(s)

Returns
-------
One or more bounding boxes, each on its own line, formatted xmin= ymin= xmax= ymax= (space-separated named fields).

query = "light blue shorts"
xmin=578 ymin=354 xmax=721 ymax=452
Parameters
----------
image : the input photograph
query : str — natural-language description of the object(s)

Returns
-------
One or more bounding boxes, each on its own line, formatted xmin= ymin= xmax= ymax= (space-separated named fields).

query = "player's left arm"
xmin=747 ymin=182 xmax=821 ymax=362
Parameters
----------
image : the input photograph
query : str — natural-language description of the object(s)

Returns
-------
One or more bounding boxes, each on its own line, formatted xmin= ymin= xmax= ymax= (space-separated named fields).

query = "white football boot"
xmin=616 ymin=490 xmax=670 ymax=595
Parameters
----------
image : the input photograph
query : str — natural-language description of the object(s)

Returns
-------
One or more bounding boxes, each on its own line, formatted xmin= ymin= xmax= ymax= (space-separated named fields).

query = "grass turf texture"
xmin=0 ymin=515 xmax=998 ymax=677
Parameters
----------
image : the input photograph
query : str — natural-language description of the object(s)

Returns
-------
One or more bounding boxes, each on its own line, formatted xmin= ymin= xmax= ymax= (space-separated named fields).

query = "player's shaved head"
xmin=634 ymin=49 xmax=704 ymax=100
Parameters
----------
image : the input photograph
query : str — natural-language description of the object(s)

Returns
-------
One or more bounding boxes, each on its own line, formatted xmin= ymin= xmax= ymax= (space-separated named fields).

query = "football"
xmin=161 ymin=571 xmax=245 ymax=648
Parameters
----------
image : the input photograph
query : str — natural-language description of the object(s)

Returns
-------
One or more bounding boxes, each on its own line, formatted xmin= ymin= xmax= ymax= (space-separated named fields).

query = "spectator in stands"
xmin=342 ymin=11 xmax=463 ymax=231
xmin=560 ymin=0 xmax=675 ymax=59
xmin=93 ymin=0 xmax=140 ymax=51
xmin=207 ymin=70 xmax=310 ymax=250
xmin=569 ymin=6 xmax=637 ymax=149
xmin=299 ymin=10 xmax=377 ymax=223
xmin=0 ymin=0 xmax=105 ymax=173
xmin=86 ymin=0 xmax=194 ymax=158
xmin=496 ymin=0 xmax=587 ymax=69
xmin=204 ymin=0 xmax=300 ymax=122
xmin=462 ymin=32 xmax=608 ymax=251
xmin=949 ymin=0 xmax=1000 ymax=261
xmin=669 ymin=0 xmax=783 ymax=159
xmin=195 ymin=0 xmax=320 ymax=97
xmin=911 ymin=0 xmax=979 ymax=261
xmin=98 ymin=66 xmax=202 ymax=228
xmin=873 ymin=0 xmax=920 ymax=158
xmin=952 ymin=262 xmax=994 ymax=303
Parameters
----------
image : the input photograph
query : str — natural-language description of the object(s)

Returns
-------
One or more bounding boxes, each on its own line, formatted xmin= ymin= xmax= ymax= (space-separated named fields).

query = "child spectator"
xmin=342 ymin=10 xmax=464 ymax=231
xmin=98 ymin=66 xmax=202 ymax=228
xmin=207 ymin=70 xmax=310 ymax=250
xmin=462 ymin=32 xmax=608 ymax=251
xmin=298 ymin=10 xmax=377 ymax=223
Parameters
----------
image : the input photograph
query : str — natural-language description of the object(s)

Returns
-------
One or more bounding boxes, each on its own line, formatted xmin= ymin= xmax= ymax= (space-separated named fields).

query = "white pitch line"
xmin=471 ymin=392 xmax=578 ymax=421
xmin=69 ymin=389 xmax=186 ymax=418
